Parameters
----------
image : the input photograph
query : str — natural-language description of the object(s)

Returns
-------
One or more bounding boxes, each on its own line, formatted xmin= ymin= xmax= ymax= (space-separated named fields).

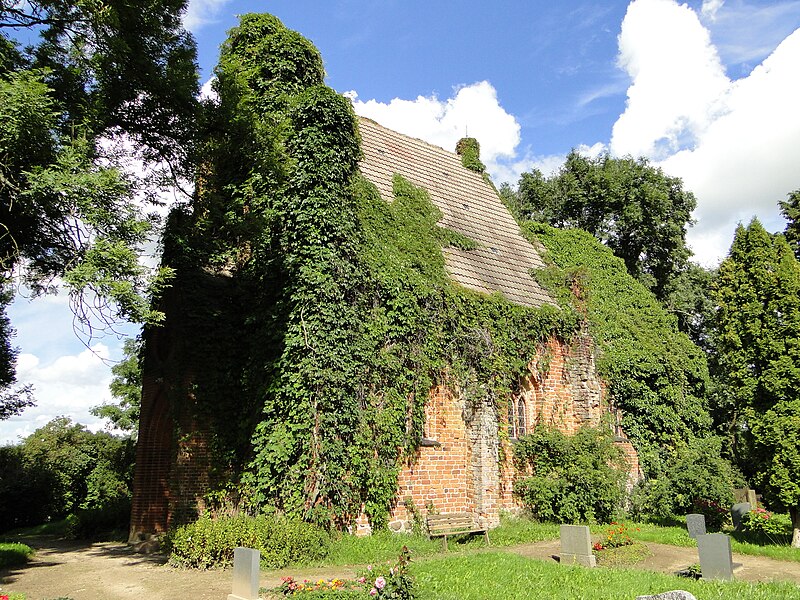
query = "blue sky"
xmin=3 ymin=0 xmax=800 ymax=443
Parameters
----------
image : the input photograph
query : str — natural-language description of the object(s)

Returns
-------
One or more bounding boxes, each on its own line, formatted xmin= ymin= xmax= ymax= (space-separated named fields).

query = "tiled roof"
xmin=358 ymin=117 xmax=555 ymax=308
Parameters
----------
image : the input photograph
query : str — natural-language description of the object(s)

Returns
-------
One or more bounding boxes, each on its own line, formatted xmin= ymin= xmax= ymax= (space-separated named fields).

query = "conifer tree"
xmin=714 ymin=218 xmax=800 ymax=546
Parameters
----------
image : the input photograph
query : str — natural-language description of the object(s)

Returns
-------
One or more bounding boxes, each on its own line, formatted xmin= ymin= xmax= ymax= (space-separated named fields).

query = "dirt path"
xmin=3 ymin=536 xmax=800 ymax=600
xmin=1 ymin=536 xmax=356 ymax=600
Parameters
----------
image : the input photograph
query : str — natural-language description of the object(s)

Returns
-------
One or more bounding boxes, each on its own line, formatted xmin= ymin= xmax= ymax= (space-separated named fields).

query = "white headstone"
xmin=559 ymin=524 xmax=596 ymax=568
xmin=228 ymin=547 xmax=260 ymax=600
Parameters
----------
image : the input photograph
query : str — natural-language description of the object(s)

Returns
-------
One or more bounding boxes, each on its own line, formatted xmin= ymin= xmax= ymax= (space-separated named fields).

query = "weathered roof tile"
xmin=358 ymin=117 xmax=555 ymax=308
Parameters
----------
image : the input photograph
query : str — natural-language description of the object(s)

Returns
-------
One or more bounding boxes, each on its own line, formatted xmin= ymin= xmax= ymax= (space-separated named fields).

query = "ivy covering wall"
xmin=522 ymin=222 xmax=712 ymax=474
xmin=154 ymin=14 xmax=572 ymax=529
xmin=151 ymin=13 xmax=714 ymax=530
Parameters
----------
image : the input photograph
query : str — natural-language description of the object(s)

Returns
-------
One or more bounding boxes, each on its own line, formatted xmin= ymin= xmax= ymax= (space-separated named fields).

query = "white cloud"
xmin=610 ymin=0 xmax=800 ymax=266
xmin=183 ymin=0 xmax=231 ymax=33
xmin=349 ymin=81 xmax=524 ymax=184
xmin=663 ymin=28 xmax=800 ymax=265
xmin=701 ymin=0 xmax=725 ymax=21
xmin=612 ymin=0 xmax=730 ymax=159
xmin=0 ymin=342 xmax=117 ymax=445
xmin=200 ymin=77 xmax=219 ymax=102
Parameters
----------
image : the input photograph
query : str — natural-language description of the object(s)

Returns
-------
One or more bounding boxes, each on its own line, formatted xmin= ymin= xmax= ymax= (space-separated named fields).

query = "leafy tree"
xmin=0 ymin=0 xmax=199 ymax=412
xmin=0 ymin=417 xmax=135 ymax=531
xmin=630 ymin=436 xmax=737 ymax=527
xmin=0 ymin=290 xmax=33 ymax=419
xmin=779 ymin=189 xmax=800 ymax=260
xmin=713 ymin=218 xmax=800 ymax=546
xmin=91 ymin=337 xmax=142 ymax=434
xmin=662 ymin=262 xmax=717 ymax=352
xmin=512 ymin=152 xmax=696 ymax=302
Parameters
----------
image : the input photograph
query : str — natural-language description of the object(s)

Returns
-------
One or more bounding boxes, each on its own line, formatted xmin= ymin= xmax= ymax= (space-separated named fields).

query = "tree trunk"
xmin=791 ymin=507 xmax=800 ymax=548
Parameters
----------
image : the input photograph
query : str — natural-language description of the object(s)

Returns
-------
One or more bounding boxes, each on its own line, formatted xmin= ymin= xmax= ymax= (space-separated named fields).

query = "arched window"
xmin=516 ymin=398 xmax=526 ymax=437
xmin=508 ymin=398 xmax=527 ymax=439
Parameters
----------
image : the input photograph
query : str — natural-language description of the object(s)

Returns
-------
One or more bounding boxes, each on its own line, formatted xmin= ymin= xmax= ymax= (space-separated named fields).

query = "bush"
xmin=741 ymin=508 xmax=792 ymax=543
xmin=512 ymin=425 xmax=628 ymax=523
xmin=0 ymin=541 xmax=34 ymax=569
xmin=0 ymin=418 xmax=135 ymax=532
xmin=65 ymin=496 xmax=131 ymax=540
xmin=630 ymin=436 xmax=735 ymax=527
xmin=167 ymin=513 xmax=330 ymax=569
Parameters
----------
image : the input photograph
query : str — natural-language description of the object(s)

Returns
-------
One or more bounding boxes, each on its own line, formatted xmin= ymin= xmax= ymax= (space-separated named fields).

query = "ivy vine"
xmin=155 ymin=13 xmax=574 ymax=530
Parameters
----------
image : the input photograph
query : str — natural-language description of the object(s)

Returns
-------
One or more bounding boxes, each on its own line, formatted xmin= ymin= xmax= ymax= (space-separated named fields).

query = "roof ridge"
xmin=358 ymin=116 xmax=473 ymax=164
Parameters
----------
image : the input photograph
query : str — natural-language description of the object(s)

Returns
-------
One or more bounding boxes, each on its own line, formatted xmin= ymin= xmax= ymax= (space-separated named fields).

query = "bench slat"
xmin=426 ymin=512 xmax=489 ymax=551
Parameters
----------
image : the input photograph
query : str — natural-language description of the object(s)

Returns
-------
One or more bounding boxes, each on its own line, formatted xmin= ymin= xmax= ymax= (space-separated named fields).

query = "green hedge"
xmin=166 ymin=513 xmax=330 ymax=569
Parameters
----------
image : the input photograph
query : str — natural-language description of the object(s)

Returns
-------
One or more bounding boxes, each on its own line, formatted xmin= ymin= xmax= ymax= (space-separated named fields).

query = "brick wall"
xmin=376 ymin=333 xmax=640 ymax=532
xmin=133 ymin=328 xmax=640 ymax=539
xmin=129 ymin=377 xmax=172 ymax=541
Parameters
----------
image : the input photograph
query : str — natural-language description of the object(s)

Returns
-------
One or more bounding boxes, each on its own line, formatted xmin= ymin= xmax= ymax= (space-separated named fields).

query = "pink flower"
xmin=370 ymin=588 xmax=378 ymax=596
xmin=375 ymin=576 xmax=386 ymax=589
xmin=358 ymin=576 xmax=366 ymax=584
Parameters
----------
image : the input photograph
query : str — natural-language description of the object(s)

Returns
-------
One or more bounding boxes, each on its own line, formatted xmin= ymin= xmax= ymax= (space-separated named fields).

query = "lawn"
xmin=322 ymin=518 xmax=559 ymax=566
xmin=591 ymin=520 xmax=800 ymax=563
xmin=413 ymin=552 xmax=800 ymax=600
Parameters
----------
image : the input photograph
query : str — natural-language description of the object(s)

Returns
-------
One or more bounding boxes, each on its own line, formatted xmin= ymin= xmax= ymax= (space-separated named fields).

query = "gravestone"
xmin=731 ymin=502 xmax=752 ymax=530
xmin=636 ymin=592 xmax=697 ymax=600
xmin=228 ymin=547 xmax=260 ymax=600
xmin=559 ymin=524 xmax=596 ymax=567
xmin=685 ymin=514 xmax=706 ymax=539
xmin=697 ymin=533 xmax=734 ymax=581
xmin=734 ymin=487 xmax=757 ymax=507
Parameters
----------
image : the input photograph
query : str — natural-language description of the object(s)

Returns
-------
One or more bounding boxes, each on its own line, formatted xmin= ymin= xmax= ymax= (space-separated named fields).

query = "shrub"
xmin=65 ymin=496 xmax=131 ymax=540
xmin=0 ymin=541 xmax=34 ymax=569
xmin=629 ymin=437 xmax=735 ymax=527
xmin=513 ymin=425 xmax=628 ymax=524
xmin=691 ymin=498 xmax=729 ymax=531
xmin=741 ymin=508 xmax=792 ymax=543
xmin=167 ymin=513 xmax=330 ymax=569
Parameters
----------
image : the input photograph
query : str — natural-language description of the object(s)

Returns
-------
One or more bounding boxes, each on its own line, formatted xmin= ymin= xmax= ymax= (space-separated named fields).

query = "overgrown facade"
xmin=129 ymin=14 xmax=641 ymax=542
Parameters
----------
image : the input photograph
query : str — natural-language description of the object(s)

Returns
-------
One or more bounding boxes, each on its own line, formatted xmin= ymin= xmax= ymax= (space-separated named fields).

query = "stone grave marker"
xmin=731 ymin=502 xmax=752 ymax=530
xmin=228 ymin=547 xmax=260 ymax=600
xmin=697 ymin=533 xmax=734 ymax=581
xmin=685 ymin=514 xmax=706 ymax=539
xmin=636 ymin=592 xmax=697 ymax=600
xmin=559 ymin=524 xmax=596 ymax=568
xmin=734 ymin=487 xmax=757 ymax=507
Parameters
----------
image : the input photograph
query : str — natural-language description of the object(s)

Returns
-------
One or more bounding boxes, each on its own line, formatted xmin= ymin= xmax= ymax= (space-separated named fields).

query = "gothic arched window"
xmin=508 ymin=398 xmax=527 ymax=439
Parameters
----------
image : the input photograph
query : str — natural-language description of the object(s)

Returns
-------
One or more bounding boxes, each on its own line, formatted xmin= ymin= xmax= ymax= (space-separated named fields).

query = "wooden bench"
xmin=427 ymin=512 xmax=489 ymax=551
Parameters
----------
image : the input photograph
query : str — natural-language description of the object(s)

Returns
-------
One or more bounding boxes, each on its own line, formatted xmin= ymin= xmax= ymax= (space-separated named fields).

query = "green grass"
xmin=323 ymin=531 xmax=443 ymax=566
xmin=322 ymin=516 xmax=559 ymax=566
xmin=0 ymin=541 xmax=34 ymax=569
xmin=3 ymin=519 xmax=69 ymax=538
xmin=587 ymin=520 xmax=800 ymax=563
xmin=594 ymin=542 xmax=652 ymax=568
xmin=413 ymin=551 xmax=800 ymax=600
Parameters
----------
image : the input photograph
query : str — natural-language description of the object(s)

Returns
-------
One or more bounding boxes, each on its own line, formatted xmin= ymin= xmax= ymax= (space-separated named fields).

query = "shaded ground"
xmin=3 ymin=535 xmax=800 ymax=599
